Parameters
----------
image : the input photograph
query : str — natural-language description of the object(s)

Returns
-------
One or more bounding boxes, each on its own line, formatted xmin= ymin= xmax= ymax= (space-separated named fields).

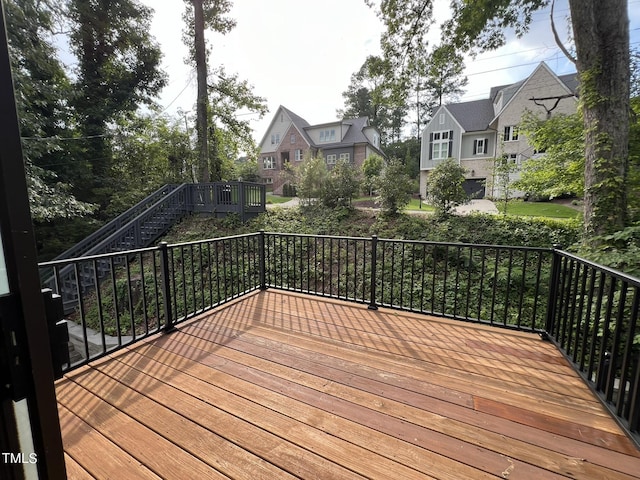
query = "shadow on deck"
xmin=57 ymin=290 xmax=640 ymax=479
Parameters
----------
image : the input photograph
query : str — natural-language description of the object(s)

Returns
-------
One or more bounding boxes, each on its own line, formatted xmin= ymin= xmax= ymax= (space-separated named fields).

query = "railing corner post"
xmin=368 ymin=235 xmax=378 ymax=310
xmin=159 ymin=242 xmax=175 ymax=332
xmin=544 ymin=244 xmax=563 ymax=337
xmin=259 ymin=230 xmax=267 ymax=290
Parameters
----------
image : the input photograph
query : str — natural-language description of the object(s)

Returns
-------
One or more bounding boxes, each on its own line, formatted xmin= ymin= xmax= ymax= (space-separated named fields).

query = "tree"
xmin=338 ymin=56 xmax=405 ymax=143
xmin=296 ymin=154 xmax=328 ymax=206
xmin=322 ymin=160 xmax=361 ymax=208
xmin=362 ymin=154 xmax=385 ymax=195
xmin=207 ymin=67 xmax=267 ymax=180
xmin=376 ymin=158 xmax=414 ymax=215
xmin=68 ymin=0 xmax=167 ymax=207
xmin=182 ymin=0 xmax=235 ymax=182
xmin=407 ymin=43 xmax=468 ymax=136
xmin=369 ymin=0 xmax=631 ymax=238
xmin=491 ymin=157 xmax=519 ymax=214
xmin=513 ymin=112 xmax=585 ymax=199
xmin=6 ymin=0 xmax=94 ymax=221
xmin=425 ymin=158 xmax=468 ymax=218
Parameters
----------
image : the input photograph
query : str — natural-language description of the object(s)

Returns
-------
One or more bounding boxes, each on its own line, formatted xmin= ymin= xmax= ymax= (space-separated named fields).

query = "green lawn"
xmin=496 ymin=200 xmax=581 ymax=219
xmin=405 ymin=198 xmax=435 ymax=212
xmin=266 ymin=193 xmax=293 ymax=204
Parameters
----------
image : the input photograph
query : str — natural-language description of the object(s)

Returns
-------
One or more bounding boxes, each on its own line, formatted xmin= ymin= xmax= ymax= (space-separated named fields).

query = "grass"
xmin=266 ymin=193 xmax=293 ymax=204
xmin=496 ymin=200 xmax=581 ymax=219
xmin=405 ymin=198 xmax=435 ymax=212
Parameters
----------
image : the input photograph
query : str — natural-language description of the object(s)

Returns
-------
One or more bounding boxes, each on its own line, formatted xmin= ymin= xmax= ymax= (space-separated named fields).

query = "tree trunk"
xmin=193 ymin=0 xmax=209 ymax=183
xmin=568 ymin=0 xmax=630 ymax=237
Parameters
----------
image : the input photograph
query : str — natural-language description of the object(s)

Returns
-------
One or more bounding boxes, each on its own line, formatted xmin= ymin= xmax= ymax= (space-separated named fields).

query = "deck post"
xmin=368 ymin=235 xmax=378 ymax=310
xmin=159 ymin=242 xmax=175 ymax=332
xmin=544 ymin=244 xmax=563 ymax=338
xmin=259 ymin=230 xmax=267 ymax=290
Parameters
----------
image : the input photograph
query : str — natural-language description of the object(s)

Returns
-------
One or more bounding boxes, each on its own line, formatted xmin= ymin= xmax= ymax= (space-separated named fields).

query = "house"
xmin=258 ymin=106 xmax=385 ymax=194
xmin=420 ymin=62 xmax=579 ymax=199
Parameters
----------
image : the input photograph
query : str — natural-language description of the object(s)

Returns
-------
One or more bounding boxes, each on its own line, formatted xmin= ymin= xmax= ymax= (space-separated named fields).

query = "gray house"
xmin=420 ymin=62 xmax=578 ymax=199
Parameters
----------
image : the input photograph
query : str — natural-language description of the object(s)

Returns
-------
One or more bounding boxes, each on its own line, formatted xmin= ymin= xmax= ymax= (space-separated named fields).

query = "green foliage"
xmin=6 ymin=0 xmax=96 ymax=221
xmin=514 ymin=112 xmax=585 ymax=198
xmin=577 ymin=224 xmax=640 ymax=277
xmin=337 ymin=55 xmax=406 ymax=143
xmin=425 ymin=158 xmax=468 ymax=218
xmin=207 ymin=67 xmax=268 ymax=180
xmin=405 ymin=43 xmax=468 ymax=135
xmin=68 ymin=0 xmax=167 ymax=208
xmin=492 ymin=157 xmax=519 ymax=213
xmin=362 ymin=154 xmax=385 ymax=195
xmin=375 ymin=159 xmax=414 ymax=215
xmin=322 ymin=160 xmax=361 ymax=208
xmin=296 ymin=154 xmax=328 ymax=205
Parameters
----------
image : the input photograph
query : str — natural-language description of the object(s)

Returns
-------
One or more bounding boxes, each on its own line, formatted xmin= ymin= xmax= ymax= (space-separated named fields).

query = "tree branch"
xmin=550 ymin=0 xmax=576 ymax=64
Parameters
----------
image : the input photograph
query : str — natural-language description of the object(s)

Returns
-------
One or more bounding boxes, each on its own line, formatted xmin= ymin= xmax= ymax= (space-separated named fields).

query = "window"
xmin=271 ymin=134 xmax=280 ymax=145
xmin=320 ymin=129 xmax=336 ymax=143
xmin=429 ymin=130 xmax=452 ymax=160
xmin=290 ymin=134 xmax=296 ymax=144
xmin=503 ymin=153 xmax=519 ymax=165
xmin=503 ymin=126 xmax=519 ymax=142
xmin=439 ymin=113 xmax=445 ymax=125
xmin=295 ymin=149 xmax=303 ymax=161
xmin=263 ymin=177 xmax=273 ymax=184
xmin=263 ymin=156 xmax=275 ymax=169
xmin=326 ymin=154 xmax=337 ymax=164
xmin=473 ymin=138 xmax=488 ymax=155
xmin=339 ymin=153 xmax=350 ymax=162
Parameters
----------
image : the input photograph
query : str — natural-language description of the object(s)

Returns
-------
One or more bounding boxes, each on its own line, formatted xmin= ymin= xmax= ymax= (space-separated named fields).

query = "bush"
xmin=376 ymin=159 xmax=414 ymax=215
xmin=425 ymin=158 xmax=468 ymax=218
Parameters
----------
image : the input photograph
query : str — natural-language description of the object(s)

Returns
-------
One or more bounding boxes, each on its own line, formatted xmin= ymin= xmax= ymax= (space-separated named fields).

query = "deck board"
xmin=57 ymin=290 xmax=640 ymax=479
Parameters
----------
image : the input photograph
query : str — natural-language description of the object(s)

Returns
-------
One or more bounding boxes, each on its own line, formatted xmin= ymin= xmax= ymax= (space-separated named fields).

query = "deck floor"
xmin=57 ymin=290 xmax=640 ymax=479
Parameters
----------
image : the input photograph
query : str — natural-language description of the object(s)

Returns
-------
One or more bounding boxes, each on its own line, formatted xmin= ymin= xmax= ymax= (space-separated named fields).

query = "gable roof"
xmin=423 ymin=62 xmax=578 ymax=136
xmin=489 ymin=62 xmax=578 ymax=125
xmin=445 ymin=99 xmax=495 ymax=132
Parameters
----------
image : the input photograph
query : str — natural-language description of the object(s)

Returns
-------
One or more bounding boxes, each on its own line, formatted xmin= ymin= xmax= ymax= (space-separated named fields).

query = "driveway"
xmin=454 ymin=199 xmax=498 ymax=215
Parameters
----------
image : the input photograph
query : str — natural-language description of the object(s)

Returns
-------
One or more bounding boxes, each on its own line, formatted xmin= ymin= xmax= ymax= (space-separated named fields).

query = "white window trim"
xmin=295 ymin=149 xmax=303 ymax=161
xmin=326 ymin=154 xmax=337 ymax=164
xmin=473 ymin=138 xmax=488 ymax=155
xmin=503 ymin=125 xmax=519 ymax=142
xmin=431 ymin=130 xmax=451 ymax=160
xmin=263 ymin=156 xmax=275 ymax=169
xmin=339 ymin=153 xmax=350 ymax=162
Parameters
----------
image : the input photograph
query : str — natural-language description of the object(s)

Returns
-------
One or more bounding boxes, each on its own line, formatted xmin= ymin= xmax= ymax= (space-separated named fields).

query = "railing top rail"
xmin=263 ymin=231 xmax=553 ymax=252
xmin=39 ymin=245 xmax=160 ymax=267
xmin=555 ymin=248 xmax=640 ymax=286
xmin=167 ymin=232 xmax=260 ymax=249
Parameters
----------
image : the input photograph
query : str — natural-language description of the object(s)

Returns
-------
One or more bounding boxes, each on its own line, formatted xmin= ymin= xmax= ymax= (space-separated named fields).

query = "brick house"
xmin=419 ymin=62 xmax=578 ymax=199
xmin=258 ymin=106 xmax=385 ymax=194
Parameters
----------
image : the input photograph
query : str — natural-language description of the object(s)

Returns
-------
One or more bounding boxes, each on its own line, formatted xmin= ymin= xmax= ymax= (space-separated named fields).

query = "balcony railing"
xmin=38 ymin=232 xmax=640 ymax=445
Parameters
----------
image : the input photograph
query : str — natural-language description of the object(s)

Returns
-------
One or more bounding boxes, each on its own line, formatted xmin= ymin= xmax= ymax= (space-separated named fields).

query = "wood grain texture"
xmin=57 ymin=290 xmax=640 ymax=479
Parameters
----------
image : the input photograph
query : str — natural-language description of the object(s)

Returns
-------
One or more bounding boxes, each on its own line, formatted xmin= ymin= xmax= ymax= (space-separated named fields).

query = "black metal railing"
xmin=38 ymin=232 xmax=639 ymax=445
xmin=546 ymin=248 xmax=640 ymax=441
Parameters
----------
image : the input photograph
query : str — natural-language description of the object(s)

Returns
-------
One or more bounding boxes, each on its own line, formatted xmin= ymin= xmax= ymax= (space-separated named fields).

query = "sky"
xmin=140 ymin=0 xmax=640 ymax=144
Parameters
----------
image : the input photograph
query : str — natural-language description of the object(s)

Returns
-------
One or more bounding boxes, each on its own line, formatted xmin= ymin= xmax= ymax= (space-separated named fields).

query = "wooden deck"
xmin=56 ymin=290 xmax=640 ymax=479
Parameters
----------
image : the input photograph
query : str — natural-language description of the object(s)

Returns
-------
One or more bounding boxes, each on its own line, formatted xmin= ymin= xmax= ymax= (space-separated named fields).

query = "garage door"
xmin=462 ymin=179 xmax=485 ymax=199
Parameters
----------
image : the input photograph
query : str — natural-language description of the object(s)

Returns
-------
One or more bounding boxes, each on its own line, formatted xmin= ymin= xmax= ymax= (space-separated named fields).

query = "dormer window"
xmin=320 ymin=129 xmax=336 ymax=143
